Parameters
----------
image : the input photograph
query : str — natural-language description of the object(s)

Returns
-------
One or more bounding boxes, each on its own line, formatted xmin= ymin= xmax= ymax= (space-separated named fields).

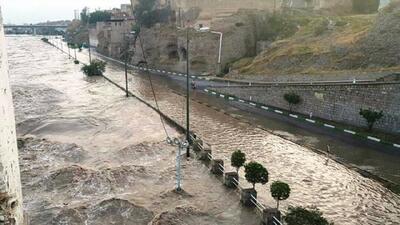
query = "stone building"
xmin=0 ymin=7 xmax=24 ymax=225
xmin=96 ymin=18 xmax=136 ymax=58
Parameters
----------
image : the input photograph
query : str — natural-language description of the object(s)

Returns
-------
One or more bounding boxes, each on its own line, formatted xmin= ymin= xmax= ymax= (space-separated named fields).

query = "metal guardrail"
xmin=250 ymin=194 xmax=266 ymax=212
xmin=272 ymin=216 xmax=283 ymax=225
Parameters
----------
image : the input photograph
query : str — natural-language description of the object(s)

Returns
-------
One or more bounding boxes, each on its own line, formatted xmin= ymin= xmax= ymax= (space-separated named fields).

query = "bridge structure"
xmin=4 ymin=25 xmax=68 ymax=35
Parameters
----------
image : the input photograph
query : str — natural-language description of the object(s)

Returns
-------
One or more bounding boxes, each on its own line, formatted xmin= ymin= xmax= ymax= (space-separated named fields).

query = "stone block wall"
xmin=0 ymin=7 xmax=24 ymax=225
xmin=215 ymin=82 xmax=400 ymax=134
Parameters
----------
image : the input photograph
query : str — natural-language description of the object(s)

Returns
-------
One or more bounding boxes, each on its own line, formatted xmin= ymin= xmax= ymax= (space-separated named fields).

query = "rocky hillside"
xmin=228 ymin=1 xmax=400 ymax=78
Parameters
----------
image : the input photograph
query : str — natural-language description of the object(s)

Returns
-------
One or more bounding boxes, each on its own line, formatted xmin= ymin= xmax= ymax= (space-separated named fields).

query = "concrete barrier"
xmin=240 ymin=188 xmax=257 ymax=207
xmin=193 ymin=139 xmax=203 ymax=152
xmin=210 ymin=159 xmax=224 ymax=175
xmin=261 ymin=207 xmax=281 ymax=225
xmin=224 ymin=172 xmax=239 ymax=188
xmin=199 ymin=146 xmax=212 ymax=161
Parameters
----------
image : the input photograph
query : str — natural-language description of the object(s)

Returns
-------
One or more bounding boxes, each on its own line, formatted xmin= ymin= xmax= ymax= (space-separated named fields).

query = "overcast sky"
xmin=1 ymin=0 xmax=131 ymax=24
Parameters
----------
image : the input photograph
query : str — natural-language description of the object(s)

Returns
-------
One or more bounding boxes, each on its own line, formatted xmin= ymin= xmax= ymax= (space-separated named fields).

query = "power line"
xmin=137 ymin=32 xmax=169 ymax=139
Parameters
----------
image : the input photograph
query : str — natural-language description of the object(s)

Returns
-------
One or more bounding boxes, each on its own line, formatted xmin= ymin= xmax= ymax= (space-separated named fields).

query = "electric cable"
xmin=137 ymin=32 xmax=169 ymax=138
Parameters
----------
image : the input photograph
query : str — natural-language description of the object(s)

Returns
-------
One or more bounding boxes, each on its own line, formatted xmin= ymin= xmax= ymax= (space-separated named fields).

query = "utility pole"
xmin=186 ymin=27 xmax=190 ymax=157
xmin=67 ymin=43 xmax=71 ymax=59
xmin=86 ymin=10 xmax=92 ymax=64
xmin=74 ymin=45 xmax=77 ymax=60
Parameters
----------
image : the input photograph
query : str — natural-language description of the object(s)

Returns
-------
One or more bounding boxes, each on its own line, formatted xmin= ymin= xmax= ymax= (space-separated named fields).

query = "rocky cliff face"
xmin=356 ymin=1 xmax=400 ymax=68
xmin=226 ymin=3 xmax=400 ymax=79
xmin=130 ymin=11 xmax=268 ymax=75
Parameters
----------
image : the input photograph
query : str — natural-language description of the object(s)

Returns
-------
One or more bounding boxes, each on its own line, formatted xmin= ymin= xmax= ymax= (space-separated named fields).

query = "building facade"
xmin=96 ymin=19 xmax=136 ymax=58
xmin=0 ymin=7 xmax=24 ymax=225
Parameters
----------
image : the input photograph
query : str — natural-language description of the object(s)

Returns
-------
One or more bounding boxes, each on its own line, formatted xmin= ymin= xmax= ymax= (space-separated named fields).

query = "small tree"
xmin=81 ymin=60 xmax=106 ymax=76
xmin=244 ymin=162 xmax=268 ymax=189
xmin=41 ymin=37 xmax=49 ymax=43
xmin=231 ymin=150 xmax=246 ymax=173
xmin=284 ymin=206 xmax=333 ymax=225
xmin=270 ymin=181 xmax=290 ymax=209
xmin=284 ymin=92 xmax=301 ymax=112
xmin=359 ymin=109 xmax=383 ymax=131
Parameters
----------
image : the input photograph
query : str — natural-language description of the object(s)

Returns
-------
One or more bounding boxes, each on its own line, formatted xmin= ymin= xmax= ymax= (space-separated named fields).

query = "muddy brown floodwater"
xmin=7 ymin=36 xmax=259 ymax=225
xmin=7 ymin=36 xmax=400 ymax=225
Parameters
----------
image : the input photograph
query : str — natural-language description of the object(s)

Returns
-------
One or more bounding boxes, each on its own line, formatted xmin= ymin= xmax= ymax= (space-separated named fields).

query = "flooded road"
xmin=7 ymin=36 xmax=259 ymax=225
xmin=8 ymin=36 xmax=400 ymax=225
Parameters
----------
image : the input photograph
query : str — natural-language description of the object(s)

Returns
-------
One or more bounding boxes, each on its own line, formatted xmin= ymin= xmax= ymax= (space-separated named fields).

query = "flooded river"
xmin=7 ymin=36 xmax=400 ymax=225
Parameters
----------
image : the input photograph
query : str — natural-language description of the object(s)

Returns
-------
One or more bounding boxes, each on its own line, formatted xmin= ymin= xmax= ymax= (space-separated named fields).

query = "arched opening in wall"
xmin=10 ymin=200 xmax=17 ymax=210
xmin=168 ymin=50 xmax=179 ymax=59
xmin=180 ymin=47 xmax=187 ymax=61
xmin=166 ymin=43 xmax=179 ymax=60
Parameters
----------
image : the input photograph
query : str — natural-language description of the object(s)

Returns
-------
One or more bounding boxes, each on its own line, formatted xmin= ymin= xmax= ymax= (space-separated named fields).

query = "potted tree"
xmin=284 ymin=206 xmax=333 ymax=225
xmin=231 ymin=150 xmax=246 ymax=173
xmin=81 ymin=60 xmax=106 ymax=76
xmin=270 ymin=181 xmax=290 ymax=209
xmin=244 ymin=161 xmax=268 ymax=189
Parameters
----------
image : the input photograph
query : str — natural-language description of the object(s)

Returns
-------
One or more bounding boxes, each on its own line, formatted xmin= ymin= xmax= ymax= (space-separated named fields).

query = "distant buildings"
xmin=96 ymin=18 xmax=135 ymax=58
xmin=74 ymin=9 xmax=80 ymax=20
xmin=94 ymin=4 xmax=136 ymax=58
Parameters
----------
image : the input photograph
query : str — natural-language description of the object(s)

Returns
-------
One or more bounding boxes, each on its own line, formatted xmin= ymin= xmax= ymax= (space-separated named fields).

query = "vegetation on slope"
xmin=229 ymin=3 xmax=400 ymax=77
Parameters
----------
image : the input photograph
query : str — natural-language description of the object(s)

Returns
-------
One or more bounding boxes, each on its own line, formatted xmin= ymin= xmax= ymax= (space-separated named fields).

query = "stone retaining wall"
xmin=214 ymin=82 xmax=400 ymax=134
xmin=0 ymin=7 xmax=24 ymax=225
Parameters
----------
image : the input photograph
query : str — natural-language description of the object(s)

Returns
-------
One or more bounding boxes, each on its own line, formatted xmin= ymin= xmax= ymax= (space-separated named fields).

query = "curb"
xmin=203 ymin=88 xmax=400 ymax=150
xmin=46 ymin=39 xmax=400 ymax=150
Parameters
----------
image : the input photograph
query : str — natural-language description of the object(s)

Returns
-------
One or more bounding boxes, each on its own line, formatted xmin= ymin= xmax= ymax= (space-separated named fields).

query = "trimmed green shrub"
xmin=231 ymin=150 xmax=246 ymax=173
xmin=359 ymin=109 xmax=383 ymax=131
xmin=270 ymin=181 xmax=290 ymax=209
xmin=81 ymin=60 xmax=106 ymax=76
xmin=244 ymin=161 xmax=268 ymax=188
xmin=284 ymin=206 xmax=333 ymax=225
xmin=284 ymin=92 xmax=301 ymax=112
xmin=41 ymin=37 xmax=49 ymax=43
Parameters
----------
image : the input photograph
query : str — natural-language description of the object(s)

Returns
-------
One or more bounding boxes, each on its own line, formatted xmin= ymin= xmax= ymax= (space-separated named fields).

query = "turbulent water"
xmin=8 ymin=36 xmax=259 ymax=225
xmin=7 ymin=36 xmax=400 ymax=225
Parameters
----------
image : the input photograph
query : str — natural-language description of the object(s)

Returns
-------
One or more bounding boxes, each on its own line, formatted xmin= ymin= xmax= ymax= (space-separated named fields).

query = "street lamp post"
xmin=123 ymin=32 xmax=137 ymax=98
xmin=85 ymin=9 xmax=92 ymax=64
xmin=186 ymin=27 xmax=190 ymax=157
xmin=74 ymin=45 xmax=77 ymax=61
xmin=167 ymin=137 xmax=189 ymax=191
xmin=67 ymin=43 xmax=71 ymax=59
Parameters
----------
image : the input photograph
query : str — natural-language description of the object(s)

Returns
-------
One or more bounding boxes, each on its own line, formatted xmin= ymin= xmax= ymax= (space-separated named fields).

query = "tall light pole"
xmin=67 ymin=43 xmax=71 ymax=59
xmin=123 ymin=32 xmax=136 ymax=97
xmin=186 ymin=27 xmax=190 ymax=157
xmin=86 ymin=9 xmax=92 ymax=64
xmin=167 ymin=137 xmax=188 ymax=191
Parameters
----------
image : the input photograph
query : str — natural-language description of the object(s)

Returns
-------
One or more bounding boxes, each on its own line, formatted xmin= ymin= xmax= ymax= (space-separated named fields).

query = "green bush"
xmin=359 ymin=109 xmax=383 ymax=131
xmin=284 ymin=92 xmax=301 ymax=112
xmin=284 ymin=206 xmax=333 ymax=225
xmin=41 ymin=37 xmax=49 ymax=43
xmin=74 ymin=60 xmax=80 ymax=65
xmin=353 ymin=0 xmax=380 ymax=14
xmin=270 ymin=181 xmax=290 ymax=209
xmin=260 ymin=14 xmax=298 ymax=41
xmin=244 ymin=161 xmax=268 ymax=188
xmin=134 ymin=0 xmax=172 ymax=28
xmin=81 ymin=60 xmax=106 ymax=76
xmin=231 ymin=150 xmax=246 ymax=173
xmin=314 ymin=19 xmax=329 ymax=36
